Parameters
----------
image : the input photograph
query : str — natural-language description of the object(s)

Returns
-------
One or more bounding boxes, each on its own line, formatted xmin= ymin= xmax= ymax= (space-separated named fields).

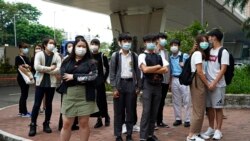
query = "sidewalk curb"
xmin=0 ymin=130 xmax=32 ymax=141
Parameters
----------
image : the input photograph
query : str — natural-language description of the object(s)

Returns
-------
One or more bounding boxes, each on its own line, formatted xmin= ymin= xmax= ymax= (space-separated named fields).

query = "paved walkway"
xmin=0 ymin=95 xmax=250 ymax=141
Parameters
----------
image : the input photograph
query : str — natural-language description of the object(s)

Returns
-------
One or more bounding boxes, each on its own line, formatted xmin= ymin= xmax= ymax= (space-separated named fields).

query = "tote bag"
xmin=18 ymin=56 xmax=35 ymax=84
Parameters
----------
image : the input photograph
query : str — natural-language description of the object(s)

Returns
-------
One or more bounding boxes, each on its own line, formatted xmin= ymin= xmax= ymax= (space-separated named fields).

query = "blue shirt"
xmin=170 ymin=52 xmax=189 ymax=76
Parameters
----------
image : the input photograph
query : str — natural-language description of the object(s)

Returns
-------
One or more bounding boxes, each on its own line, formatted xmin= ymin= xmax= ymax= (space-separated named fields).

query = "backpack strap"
xmin=115 ymin=51 xmax=119 ymax=73
xmin=179 ymin=52 xmax=184 ymax=63
xmin=217 ymin=47 xmax=227 ymax=68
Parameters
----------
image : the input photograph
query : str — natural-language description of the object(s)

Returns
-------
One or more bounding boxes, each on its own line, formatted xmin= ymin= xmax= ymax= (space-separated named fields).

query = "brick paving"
xmin=0 ymin=95 xmax=250 ymax=141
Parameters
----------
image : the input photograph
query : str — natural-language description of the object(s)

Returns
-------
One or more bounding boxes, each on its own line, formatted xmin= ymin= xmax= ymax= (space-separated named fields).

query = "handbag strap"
xmin=19 ymin=56 xmax=27 ymax=64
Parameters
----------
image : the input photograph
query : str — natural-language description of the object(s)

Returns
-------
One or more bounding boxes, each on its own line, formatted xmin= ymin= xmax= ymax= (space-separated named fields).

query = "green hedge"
xmin=226 ymin=65 xmax=250 ymax=94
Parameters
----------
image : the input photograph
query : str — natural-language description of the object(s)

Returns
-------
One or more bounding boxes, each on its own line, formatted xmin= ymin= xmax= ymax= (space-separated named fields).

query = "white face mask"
xmin=47 ymin=44 xmax=55 ymax=52
xmin=67 ymin=47 xmax=73 ymax=54
xmin=22 ymin=48 xmax=29 ymax=54
xmin=170 ymin=45 xmax=178 ymax=53
xmin=75 ymin=47 xmax=86 ymax=57
xmin=90 ymin=45 xmax=99 ymax=52
xmin=122 ymin=43 xmax=132 ymax=51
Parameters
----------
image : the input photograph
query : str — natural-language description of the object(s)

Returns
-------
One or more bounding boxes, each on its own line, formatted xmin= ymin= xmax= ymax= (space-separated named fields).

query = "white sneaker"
xmin=133 ymin=125 xmax=140 ymax=132
xmin=122 ymin=124 xmax=127 ymax=134
xmin=186 ymin=135 xmax=205 ymax=141
xmin=212 ymin=129 xmax=223 ymax=140
xmin=200 ymin=127 xmax=215 ymax=139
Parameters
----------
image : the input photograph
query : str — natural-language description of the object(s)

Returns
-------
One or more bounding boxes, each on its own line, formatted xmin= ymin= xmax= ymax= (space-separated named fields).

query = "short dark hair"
xmin=169 ymin=39 xmax=181 ymax=46
xmin=18 ymin=42 xmax=29 ymax=48
xmin=118 ymin=32 xmax=132 ymax=42
xmin=90 ymin=39 xmax=100 ymax=46
xmin=143 ymin=34 xmax=157 ymax=42
xmin=42 ymin=37 xmax=56 ymax=48
xmin=207 ymin=28 xmax=223 ymax=42
xmin=157 ymin=32 xmax=167 ymax=39
xmin=75 ymin=35 xmax=85 ymax=41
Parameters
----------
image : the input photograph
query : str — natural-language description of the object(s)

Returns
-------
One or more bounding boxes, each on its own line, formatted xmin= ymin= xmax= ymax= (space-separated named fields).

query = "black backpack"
xmin=179 ymin=54 xmax=196 ymax=86
xmin=218 ymin=47 xmax=235 ymax=85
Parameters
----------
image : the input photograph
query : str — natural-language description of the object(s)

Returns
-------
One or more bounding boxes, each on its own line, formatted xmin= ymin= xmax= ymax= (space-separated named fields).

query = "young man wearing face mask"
xmin=200 ymin=29 xmax=229 ymax=140
xmin=89 ymin=39 xmax=110 ymax=128
xmin=15 ymin=42 xmax=32 ymax=118
xmin=155 ymin=32 xmax=171 ymax=128
xmin=138 ymin=34 xmax=169 ymax=141
xmin=169 ymin=39 xmax=191 ymax=127
xmin=28 ymin=37 xmax=62 ymax=137
xmin=110 ymin=32 xmax=141 ymax=141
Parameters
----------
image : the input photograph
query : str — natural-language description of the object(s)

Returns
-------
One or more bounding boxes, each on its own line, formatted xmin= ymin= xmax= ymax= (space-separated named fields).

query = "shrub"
xmin=226 ymin=65 xmax=250 ymax=94
xmin=0 ymin=58 xmax=16 ymax=74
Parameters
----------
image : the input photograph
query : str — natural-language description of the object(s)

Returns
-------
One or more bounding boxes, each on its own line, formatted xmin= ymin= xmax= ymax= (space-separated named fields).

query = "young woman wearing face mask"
xmin=186 ymin=35 xmax=210 ymax=141
xmin=15 ymin=42 xmax=32 ymax=118
xmin=59 ymin=38 xmax=98 ymax=141
xmin=89 ymin=39 xmax=110 ymax=128
xmin=28 ymin=37 xmax=62 ymax=137
xmin=30 ymin=44 xmax=47 ymax=114
xmin=59 ymin=41 xmax=79 ymax=131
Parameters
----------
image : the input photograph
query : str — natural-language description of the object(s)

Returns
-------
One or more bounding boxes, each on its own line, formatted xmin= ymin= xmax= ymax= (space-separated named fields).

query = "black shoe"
xmin=105 ymin=115 xmax=110 ymax=126
xmin=157 ymin=122 xmax=170 ymax=128
xmin=94 ymin=117 xmax=103 ymax=128
xmin=147 ymin=135 xmax=160 ymax=141
xmin=28 ymin=123 xmax=37 ymax=137
xmin=126 ymin=135 xmax=133 ymax=141
xmin=184 ymin=122 xmax=190 ymax=127
xmin=43 ymin=121 xmax=52 ymax=133
xmin=116 ymin=136 xmax=123 ymax=141
xmin=173 ymin=120 xmax=182 ymax=126
xmin=71 ymin=125 xmax=79 ymax=130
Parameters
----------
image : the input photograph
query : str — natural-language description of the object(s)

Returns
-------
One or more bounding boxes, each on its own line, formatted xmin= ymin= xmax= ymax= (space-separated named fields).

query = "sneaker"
xmin=133 ymin=125 xmax=140 ymax=132
xmin=122 ymin=124 xmax=127 ymax=134
xmin=173 ymin=120 xmax=182 ymax=126
xmin=154 ymin=125 xmax=159 ymax=130
xmin=21 ymin=112 xmax=31 ymax=118
xmin=147 ymin=135 xmax=159 ymax=141
xmin=18 ymin=113 xmax=22 ymax=117
xmin=157 ymin=122 xmax=170 ymax=128
xmin=212 ymin=129 xmax=223 ymax=140
xmin=200 ymin=127 xmax=215 ymax=139
xmin=184 ymin=122 xmax=190 ymax=127
xmin=186 ymin=135 xmax=205 ymax=141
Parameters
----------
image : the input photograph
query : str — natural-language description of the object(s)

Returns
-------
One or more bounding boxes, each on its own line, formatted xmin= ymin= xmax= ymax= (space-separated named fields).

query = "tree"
xmin=109 ymin=38 xmax=119 ymax=57
xmin=0 ymin=0 xmax=64 ymax=46
xmin=167 ymin=21 xmax=207 ymax=53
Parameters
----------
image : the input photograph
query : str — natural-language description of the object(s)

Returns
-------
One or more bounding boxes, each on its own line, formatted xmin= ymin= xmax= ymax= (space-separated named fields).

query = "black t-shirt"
xmin=40 ymin=52 xmax=54 ymax=87
xmin=15 ymin=55 xmax=31 ymax=80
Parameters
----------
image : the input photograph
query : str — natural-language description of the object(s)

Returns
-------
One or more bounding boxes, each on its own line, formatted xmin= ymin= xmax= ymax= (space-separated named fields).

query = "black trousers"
xmin=114 ymin=79 xmax=136 ymax=137
xmin=95 ymin=83 xmax=109 ymax=118
xmin=17 ymin=77 xmax=29 ymax=114
xmin=157 ymin=83 xmax=169 ymax=124
xmin=31 ymin=86 xmax=55 ymax=123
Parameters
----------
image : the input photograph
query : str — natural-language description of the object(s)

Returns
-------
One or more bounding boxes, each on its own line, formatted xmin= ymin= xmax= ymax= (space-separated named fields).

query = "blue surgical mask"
xmin=159 ymin=39 xmax=167 ymax=47
xmin=200 ymin=42 xmax=209 ymax=50
xmin=146 ymin=43 xmax=156 ymax=50
xmin=122 ymin=43 xmax=131 ymax=51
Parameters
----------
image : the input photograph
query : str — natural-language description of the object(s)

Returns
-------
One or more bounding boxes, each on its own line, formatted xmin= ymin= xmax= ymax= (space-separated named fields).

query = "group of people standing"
xmin=15 ymin=28 xmax=229 ymax=141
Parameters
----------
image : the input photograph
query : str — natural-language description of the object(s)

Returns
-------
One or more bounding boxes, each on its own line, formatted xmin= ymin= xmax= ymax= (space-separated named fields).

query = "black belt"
xmin=120 ymin=78 xmax=133 ymax=81
xmin=172 ymin=75 xmax=179 ymax=78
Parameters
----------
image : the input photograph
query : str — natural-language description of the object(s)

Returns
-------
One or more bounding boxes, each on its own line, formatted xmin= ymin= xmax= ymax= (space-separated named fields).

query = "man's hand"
xmin=63 ymin=73 xmax=73 ymax=81
xmin=50 ymin=65 xmax=56 ymax=71
xmin=208 ymin=81 xmax=217 ymax=90
xmin=113 ymin=90 xmax=120 ymax=98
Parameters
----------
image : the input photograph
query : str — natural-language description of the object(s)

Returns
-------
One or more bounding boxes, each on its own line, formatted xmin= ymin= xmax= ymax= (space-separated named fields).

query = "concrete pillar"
xmin=110 ymin=8 xmax=167 ymax=49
